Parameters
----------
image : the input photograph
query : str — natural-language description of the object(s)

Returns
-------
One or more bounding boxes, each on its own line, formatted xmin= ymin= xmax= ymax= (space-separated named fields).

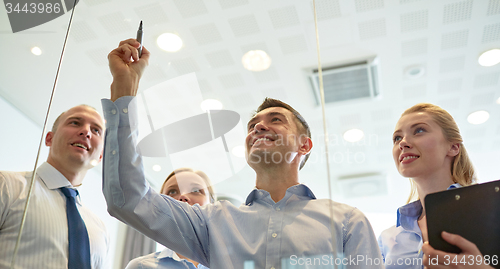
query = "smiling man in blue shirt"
xmin=101 ymin=38 xmax=383 ymax=269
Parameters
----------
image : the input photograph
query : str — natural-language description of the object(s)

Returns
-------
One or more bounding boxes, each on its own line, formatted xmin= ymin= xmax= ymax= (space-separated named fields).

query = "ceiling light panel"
xmin=487 ymin=0 xmax=500 ymax=16
xmin=358 ymin=18 xmax=386 ymax=40
xmin=354 ymin=0 xmax=384 ymax=12
xmin=278 ymin=35 xmax=308 ymax=54
xmin=443 ymin=0 xmax=473 ymax=24
xmin=268 ymin=6 xmax=300 ymax=29
xmin=98 ymin=12 xmax=132 ymax=35
xmin=134 ymin=3 xmax=169 ymax=25
xmin=173 ymin=0 xmax=208 ymax=18
xmin=228 ymin=15 xmax=261 ymax=37
xmin=190 ymin=23 xmax=223 ymax=45
xmin=401 ymin=38 xmax=427 ymax=57
xmin=441 ymin=30 xmax=469 ymax=50
xmin=439 ymin=56 xmax=465 ymax=73
xmin=400 ymin=10 xmax=428 ymax=32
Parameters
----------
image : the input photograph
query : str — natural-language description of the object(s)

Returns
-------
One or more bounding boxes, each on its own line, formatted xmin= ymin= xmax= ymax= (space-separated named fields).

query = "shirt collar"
xmin=37 ymin=162 xmax=73 ymax=190
xmin=245 ymin=183 xmax=316 ymax=206
xmin=157 ymin=248 xmax=175 ymax=260
xmin=396 ymin=183 xmax=462 ymax=227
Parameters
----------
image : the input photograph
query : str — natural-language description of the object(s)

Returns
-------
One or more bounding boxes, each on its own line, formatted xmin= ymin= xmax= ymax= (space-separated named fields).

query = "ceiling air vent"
xmin=309 ymin=58 xmax=380 ymax=105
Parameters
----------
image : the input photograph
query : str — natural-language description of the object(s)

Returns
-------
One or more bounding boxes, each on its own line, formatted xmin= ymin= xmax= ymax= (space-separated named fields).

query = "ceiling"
xmin=1 ymin=0 xmax=499 ymax=220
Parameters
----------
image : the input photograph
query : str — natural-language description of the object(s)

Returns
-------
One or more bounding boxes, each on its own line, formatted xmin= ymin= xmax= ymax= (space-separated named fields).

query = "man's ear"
xmin=45 ymin=132 xmax=54 ymax=147
xmin=298 ymin=136 xmax=313 ymax=156
xmin=448 ymin=143 xmax=460 ymax=157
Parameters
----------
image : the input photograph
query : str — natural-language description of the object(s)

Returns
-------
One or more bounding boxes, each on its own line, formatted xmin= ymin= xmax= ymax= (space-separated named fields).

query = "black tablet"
xmin=425 ymin=179 xmax=500 ymax=268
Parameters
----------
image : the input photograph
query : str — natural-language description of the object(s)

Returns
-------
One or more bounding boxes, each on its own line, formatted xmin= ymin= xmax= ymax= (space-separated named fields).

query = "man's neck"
xmin=254 ymin=164 xmax=300 ymax=202
xmin=46 ymin=159 xmax=87 ymax=186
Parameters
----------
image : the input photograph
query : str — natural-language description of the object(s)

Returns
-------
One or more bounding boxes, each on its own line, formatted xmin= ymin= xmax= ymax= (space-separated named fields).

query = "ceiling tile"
xmin=134 ymin=3 xmax=169 ymax=25
xmin=241 ymin=43 xmax=269 ymax=54
xmin=205 ymin=50 xmax=235 ymax=68
xmin=401 ymin=38 xmax=427 ymax=57
xmin=278 ymin=35 xmax=308 ymax=54
xmin=269 ymin=6 xmax=300 ymax=29
xmin=437 ymin=97 xmax=461 ymax=110
xmin=355 ymin=0 xmax=384 ymax=12
xmin=218 ymin=0 xmax=249 ymax=9
xmin=487 ymin=0 xmax=500 ymax=16
xmin=358 ymin=18 xmax=386 ymax=40
xmin=230 ymin=92 xmax=255 ymax=108
xmin=443 ymin=0 xmax=473 ymax=24
xmin=474 ymin=72 xmax=500 ymax=89
xmin=370 ymin=109 xmax=393 ymax=121
xmin=482 ymin=23 xmax=500 ymax=44
xmin=441 ymin=29 xmax=469 ymax=50
xmin=98 ymin=12 xmax=132 ymax=35
xmin=400 ymin=10 xmax=428 ymax=32
xmin=439 ymin=56 xmax=465 ymax=73
xmin=253 ymin=67 xmax=280 ymax=83
xmin=141 ymin=64 xmax=168 ymax=82
xmin=470 ymin=92 xmax=496 ymax=106
xmin=261 ymin=88 xmax=288 ymax=100
xmin=190 ymin=23 xmax=223 ymax=45
xmin=197 ymin=79 xmax=212 ymax=94
xmin=82 ymin=0 xmax=111 ymax=6
xmin=173 ymin=0 xmax=208 ymax=18
xmin=218 ymin=73 xmax=245 ymax=89
xmin=438 ymin=78 xmax=462 ymax=94
xmin=85 ymin=47 xmax=108 ymax=66
xmin=310 ymin=0 xmax=341 ymax=20
xmin=402 ymin=84 xmax=426 ymax=98
xmin=400 ymin=0 xmax=422 ymax=3
xmin=69 ymin=21 xmax=98 ymax=43
xmin=171 ymin=57 xmax=200 ymax=75
xmin=228 ymin=15 xmax=261 ymax=37
xmin=339 ymin=113 xmax=362 ymax=126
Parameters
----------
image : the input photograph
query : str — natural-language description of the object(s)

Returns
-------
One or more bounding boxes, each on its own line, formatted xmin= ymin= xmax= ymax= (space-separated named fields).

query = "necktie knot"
xmin=60 ymin=187 xmax=78 ymax=198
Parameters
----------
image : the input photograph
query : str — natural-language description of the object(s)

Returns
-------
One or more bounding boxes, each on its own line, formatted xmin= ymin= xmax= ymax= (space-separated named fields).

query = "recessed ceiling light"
xmin=152 ymin=165 xmax=162 ymax=172
xmin=404 ymin=65 xmax=425 ymax=79
xmin=242 ymin=50 xmax=271 ymax=72
xmin=231 ymin=145 xmax=245 ymax=158
xmin=200 ymin=99 xmax=223 ymax=112
xmin=478 ymin=49 xmax=500 ymax=67
xmin=157 ymin=33 xmax=183 ymax=52
xmin=343 ymin=129 xmax=364 ymax=142
xmin=467 ymin=111 xmax=489 ymax=125
xmin=31 ymin=47 xmax=42 ymax=55
xmin=497 ymin=97 xmax=500 ymax=104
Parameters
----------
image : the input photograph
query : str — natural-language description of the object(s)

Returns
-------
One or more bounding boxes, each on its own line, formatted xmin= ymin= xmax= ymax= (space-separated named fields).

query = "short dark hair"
xmin=253 ymin=98 xmax=311 ymax=170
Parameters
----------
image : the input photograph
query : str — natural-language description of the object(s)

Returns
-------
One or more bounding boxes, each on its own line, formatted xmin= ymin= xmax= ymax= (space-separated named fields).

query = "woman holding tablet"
xmin=378 ymin=103 xmax=494 ymax=269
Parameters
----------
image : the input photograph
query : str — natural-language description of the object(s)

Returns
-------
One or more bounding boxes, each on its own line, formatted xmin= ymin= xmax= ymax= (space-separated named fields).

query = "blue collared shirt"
xmin=378 ymin=183 xmax=461 ymax=268
xmin=125 ymin=248 xmax=210 ymax=269
xmin=102 ymin=97 xmax=383 ymax=269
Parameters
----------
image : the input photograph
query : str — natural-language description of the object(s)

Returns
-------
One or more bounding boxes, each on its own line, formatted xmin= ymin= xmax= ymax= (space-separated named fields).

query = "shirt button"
xmin=272 ymin=233 xmax=277 ymax=238
xmin=112 ymin=150 xmax=116 ymax=155
xmin=276 ymin=207 xmax=280 ymax=211
xmin=111 ymin=109 xmax=117 ymax=115
xmin=122 ymin=108 xmax=128 ymax=113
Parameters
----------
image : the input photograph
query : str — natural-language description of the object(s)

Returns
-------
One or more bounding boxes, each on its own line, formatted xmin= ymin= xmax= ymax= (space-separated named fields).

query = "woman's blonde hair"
xmin=161 ymin=168 xmax=217 ymax=203
xmin=401 ymin=103 xmax=476 ymax=203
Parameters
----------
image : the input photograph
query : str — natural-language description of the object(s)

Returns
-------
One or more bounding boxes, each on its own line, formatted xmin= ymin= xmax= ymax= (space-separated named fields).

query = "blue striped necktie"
xmin=60 ymin=187 xmax=91 ymax=269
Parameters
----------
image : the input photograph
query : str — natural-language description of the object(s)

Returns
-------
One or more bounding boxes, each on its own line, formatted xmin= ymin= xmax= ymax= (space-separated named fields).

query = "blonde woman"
xmin=378 ymin=103 xmax=493 ymax=269
xmin=126 ymin=168 xmax=215 ymax=269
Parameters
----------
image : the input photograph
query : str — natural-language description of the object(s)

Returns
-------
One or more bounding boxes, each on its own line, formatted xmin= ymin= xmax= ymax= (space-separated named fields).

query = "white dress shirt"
xmin=0 ymin=162 xmax=109 ymax=269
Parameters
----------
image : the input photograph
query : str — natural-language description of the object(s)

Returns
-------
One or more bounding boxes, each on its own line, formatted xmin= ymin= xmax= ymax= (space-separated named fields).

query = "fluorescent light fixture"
xmin=152 ymin=165 xmax=162 ymax=172
xmin=343 ymin=129 xmax=364 ymax=142
xmin=467 ymin=111 xmax=489 ymax=125
xmin=31 ymin=47 xmax=42 ymax=55
xmin=200 ymin=99 xmax=223 ymax=112
xmin=231 ymin=145 xmax=245 ymax=158
xmin=157 ymin=33 xmax=183 ymax=52
xmin=478 ymin=49 xmax=500 ymax=67
xmin=242 ymin=50 xmax=271 ymax=71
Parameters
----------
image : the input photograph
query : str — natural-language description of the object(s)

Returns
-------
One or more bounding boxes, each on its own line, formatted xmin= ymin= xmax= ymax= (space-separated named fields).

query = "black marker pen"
xmin=137 ymin=21 xmax=143 ymax=58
